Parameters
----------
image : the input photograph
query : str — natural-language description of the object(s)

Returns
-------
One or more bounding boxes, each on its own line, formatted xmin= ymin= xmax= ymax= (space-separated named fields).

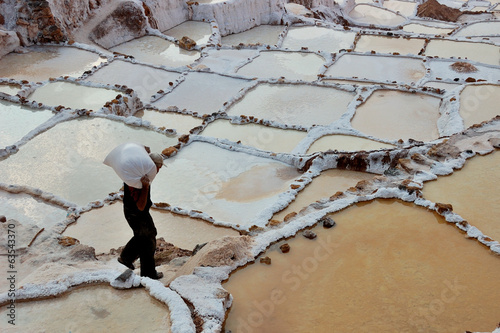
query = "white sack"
xmin=103 ymin=142 xmax=157 ymax=189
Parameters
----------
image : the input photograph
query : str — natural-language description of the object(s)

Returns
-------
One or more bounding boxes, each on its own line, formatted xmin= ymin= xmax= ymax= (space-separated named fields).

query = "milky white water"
xmin=221 ymin=25 xmax=285 ymax=46
xmin=0 ymin=117 xmax=176 ymax=206
xmin=226 ymin=83 xmax=355 ymax=128
xmin=382 ymin=0 xmax=417 ymax=16
xmin=236 ymin=51 xmax=326 ymax=81
xmin=307 ymin=134 xmax=395 ymax=153
xmin=136 ymin=109 xmax=203 ymax=135
xmin=0 ymin=101 xmax=54 ymax=146
xmin=196 ymin=49 xmax=260 ymax=73
xmin=355 ymin=35 xmax=425 ymax=55
xmin=0 ymin=85 xmax=19 ymax=95
xmin=455 ymin=22 xmax=500 ymax=37
xmin=402 ymin=23 xmax=455 ymax=35
xmin=163 ymin=20 xmax=212 ymax=45
xmin=348 ymin=4 xmax=407 ymax=26
xmin=459 ymin=84 xmax=500 ymax=128
xmin=425 ymin=39 xmax=500 ymax=67
xmin=201 ymin=120 xmax=307 ymax=153
xmin=351 ymin=90 xmax=441 ymax=142
xmin=282 ymin=26 xmax=356 ymax=53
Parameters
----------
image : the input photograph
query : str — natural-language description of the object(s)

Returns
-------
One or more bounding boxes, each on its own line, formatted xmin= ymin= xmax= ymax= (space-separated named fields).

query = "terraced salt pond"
xmin=224 ymin=200 xmax=500 ymax=333
xmin=236 ymin=51 xmax=326 ymax=81
xmin=0 ymin=46 xmax=105 ymax=81
xmin=281 ymin=26 xmax=356 ymax=53
xmin=423 ymin=151 xmax=500 ymax=241
xmin=0 ymin=117 xmax=176 ymax=206
xmin=221 ymin=25 xmax=284 ymax=46
xmin=226 ymin=83 xmax=355 ymax=128
xmin=459 ymin=84 xmax=500 ymax=128
xmin=354 ymin=35 xmax=425 ymax=55
xmin=307 ymin=134 xmax=395 ymax=153
xmin=1 ymin=285 xmax=171 ymax=332
xmin=136 ymin=109 xmax=203 ymax=135
xmin=163 ymin=21 xmax=212 ymax=45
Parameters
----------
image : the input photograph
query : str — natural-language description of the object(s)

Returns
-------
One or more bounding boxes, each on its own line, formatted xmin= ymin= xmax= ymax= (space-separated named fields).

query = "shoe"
xmin=117 ymin=257 xmax=135 ymax=270
xmin=150 ymin=271 xmax=164 ymax=280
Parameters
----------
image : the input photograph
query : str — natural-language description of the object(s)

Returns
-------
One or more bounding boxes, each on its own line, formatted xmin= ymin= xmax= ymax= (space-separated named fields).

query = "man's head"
xmin=149 ymin=153 xmax=165 ymax=172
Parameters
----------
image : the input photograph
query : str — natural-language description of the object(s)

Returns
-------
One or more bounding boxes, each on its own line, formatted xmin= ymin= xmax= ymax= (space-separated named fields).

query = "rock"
xmin=416 ymin=0 xmax=462 ymax=22
xmin=284 ymin=212 xmax=297 ymax=222
xmin=179 ymin=36 xmax=196 ymax=50
xmin=0 ymin=215 xmax=6 ymax=223
xmin=489 ymin=138 xmax=500 ymax=148
xmin=90 ymin=1 xmax=148 ymax=49
xmin=450 ymin=62 xmax=478 ymax=73
xmin=260 ymin=256 xmax=271 ymax=265
xmin=280 ymin=243 xmax=290 ymax=253
xmin=58 ymin=236 xmax=80 ymax=247
xmin=435 ymin=202 xmax=453 ymax=214
xmin=320 ymin=216 xmax=336 ymax=228
xmin=162 ymin=146 xmax=178 ymax=157
xmin=192 ymin=242 xmax=207 ymax=255
xmin=155 ymin=237 xmax=193 ymax=265
xmin=303 ymin=230 xmax=317 ymax=240
xmin=465 ymin=77 xmax=476 ymax=83
xmin=0 ymin=29 xmax=20 ymax=58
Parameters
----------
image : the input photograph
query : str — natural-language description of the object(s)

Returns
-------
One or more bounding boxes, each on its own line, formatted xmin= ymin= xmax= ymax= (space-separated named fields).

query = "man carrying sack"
xmin=104 ymin=143 xmax=165 ymax=280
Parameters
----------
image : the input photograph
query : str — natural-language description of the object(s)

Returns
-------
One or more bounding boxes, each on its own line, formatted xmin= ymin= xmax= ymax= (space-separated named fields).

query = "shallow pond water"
xmin=402 ymin=23 xmax=455 ymax=35
xmin=236 ymin=51 xmax=325 ymax=81
xmin=454 ymin=21 xmax=500 ymax=37
xmin=110 ymin=35 xmax=200 ymax=68
xmin=326 ymin=54 xmax=425 ymax=84
xmin=382 ymin=0 xmax=417 ymax=16
xmin=425 ymin=39 xmax=500 ymax=67
xmin=0 ymin=285 xmax=170 ymax=332
xmin=136 ymin=109 xmax=203 ymax=135
xmin=0 ymin=46 xmax=105 ymax=82
xmin=200 ymin=120 xmax=307 ymax=153
xmin=354 ymin=35 xmax=425 ymax=55
xmin=458 ymin=84 xmax=500 ymax=128
xmin=307 ymin=134 xmax=395 ymax=153
xmin=224 ymin=199 xmax=500 ymax=333
xmin=423 ymin=151 xmax=500 ymax=241
xmin=85 ymin=60 xmax=182 ymax=102
xmin=64 ymin=202 xmax=239 ymax=253
xmin=0 ymin=117 xmax=175 ymax=206
xmin=221 ymin=25 xmax=285 ymax=46
xmin=163 ymin=21 xmax=212 ymax=45
xmin=281 ymin=26 xmax=356 ymax=53
xmin=0 ymin=85 xmax=19 ymax=95
xmin=151 ymin=142 xmax=301 ymax=226
xmin=29 ymin=81 xmax=119 ymax=111
xmin=0 ymin=101 xmax=54 ymax=146
xmin=226 ymin=83 xmax=355 ymax=128
xmin=351 ymin=89 xmax=441 ymax=141
xmin=348 ymin=4 xmax=407 ymax=26
xmin=153 ymin=71 xmax=251 ymax=113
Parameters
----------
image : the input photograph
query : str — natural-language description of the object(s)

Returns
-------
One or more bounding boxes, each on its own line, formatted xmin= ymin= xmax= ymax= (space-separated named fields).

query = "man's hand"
xmin=144 ymin=146 xmax=151 ymax=154
xmin=140 ymin=175 xmax=151 ymax=188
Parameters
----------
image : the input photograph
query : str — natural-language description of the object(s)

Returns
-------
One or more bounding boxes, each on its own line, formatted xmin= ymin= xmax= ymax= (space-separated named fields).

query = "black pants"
xmin=120 ymin=211 xmax=157 ymax=278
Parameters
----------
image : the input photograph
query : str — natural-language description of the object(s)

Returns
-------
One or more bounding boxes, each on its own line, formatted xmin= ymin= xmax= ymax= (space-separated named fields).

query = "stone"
xmin=320 ymin=216 xmax=336 ymax=228
xmin=260 ymin=256 xmax=271 ymax=265
xmin=0 ymin=29 xmax=20 ymax=58
xmin=179 ymin=36 xmax=196 ymax=50
xmin=435 ymin=202 xmax=453 ymax=214
xmin=303 ymin=230 xmax=317 ymax=240
xmin=155 ymin=237 xmax=193 ymax=265
xmin=450 ymin=62 xmax=478 ymax=73
xmin=284 ymin=212 xmax=297 ymax=222
xmin=280 ymin=243 xmax=290 ymax=253
xmin=0 ymin=215 xmax=6 ymax=223
xmin=58 ymin=236 xmax=80 ymax=247
xmin=416 ymin=0 xmax=462 ymax=22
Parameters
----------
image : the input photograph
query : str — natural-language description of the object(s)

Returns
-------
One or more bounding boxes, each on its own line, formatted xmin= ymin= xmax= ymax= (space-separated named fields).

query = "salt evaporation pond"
xmin=64 ymin=202 xmax=239 ymax=254
xmin=0 ymin=84 xmax=19 ymax=95
xmin=29 ymin=81 xmax=119 ymax=111
xmin=0 ymin=46 xmax=105 ymax=81
xmin=0 ymin=285 xmax=171 ymax=332
xmin=351 ymin=90 xmax=441 ymax=141
xmin=151 ymin=142 xmax=301 ymax=226
xmin=402 ymin=23 xmax=455 ymax=35
xmin=84 ymin=60 xmax=183 ymax=102
xmin=221 ymin=25 xmax=284 ymax=46
xmin=383 ymin=0 xmax=417 ymax=16
xmin=272 ymin=169 xmax=374 ymax=222
xmin=110 ymin=35 xmax=200 ymax=68
xmin=348 ymin=4 xmax=407 ymax=26
xmin=136 ymin=109 xmax=203 ymax=135
xmin=197 ymin=49 xmax=260 ymax=73
xmin=354 ymin=35 xmax=425 ymax=55
xmin=224 ymin=200 xmax=500 ymax=333
xmin=454 ymin=21 xmax=500 ymax=37
xmin=325 ymin=54 xmax=425 ymax=84
xmin=236 ymin=51 xmax=326 ymax=81
xmin=163 ymin=21 xmax=212 ymax=45
xmin=0 ymin=117 xmax=176 ymax=206
xmin=281 ymin=26 xmax=356 ymax=53
xmin=307 ymin=134 xmax=395 ymax=153
xmin=153 ymin=71 xmax=251 ymax=113
xmin=425 ymin=39 xmax=500 ymax=67
xmin=423 ymin=151 xmax=500 ymax=241
xmin=226 ymin=83 xmax=355 ymax=128
xmin=200 ymin=120 xmax=307 ymax=153
xmin=459 ymin=84 xmax=500 ymax=128
xmin=0 ymin=101 xmax=54 ymax=146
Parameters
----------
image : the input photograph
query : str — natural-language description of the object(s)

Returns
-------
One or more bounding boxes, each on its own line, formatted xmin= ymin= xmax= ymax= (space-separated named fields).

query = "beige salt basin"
xmin=423 ymin=150 xmax=500 ymax=242
xmin=0 ymin=285 xmax=171 ymax=332
xmin=459 ymin=84 xmax=500 ymax=129
xmin=64 ymin=202 xmax=239 ymax=254
xmin=307 ymin=134 xmax=395 ymax=153
xmin=136 ymin=109 xmax=204 ymax=135
xmin=354 ymin=35 xmax=425 ymax=55
xmin=224 ymin=199 xmax=500 ymax=333
xmin=221 ymin=25 xmax=285 ymax=46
